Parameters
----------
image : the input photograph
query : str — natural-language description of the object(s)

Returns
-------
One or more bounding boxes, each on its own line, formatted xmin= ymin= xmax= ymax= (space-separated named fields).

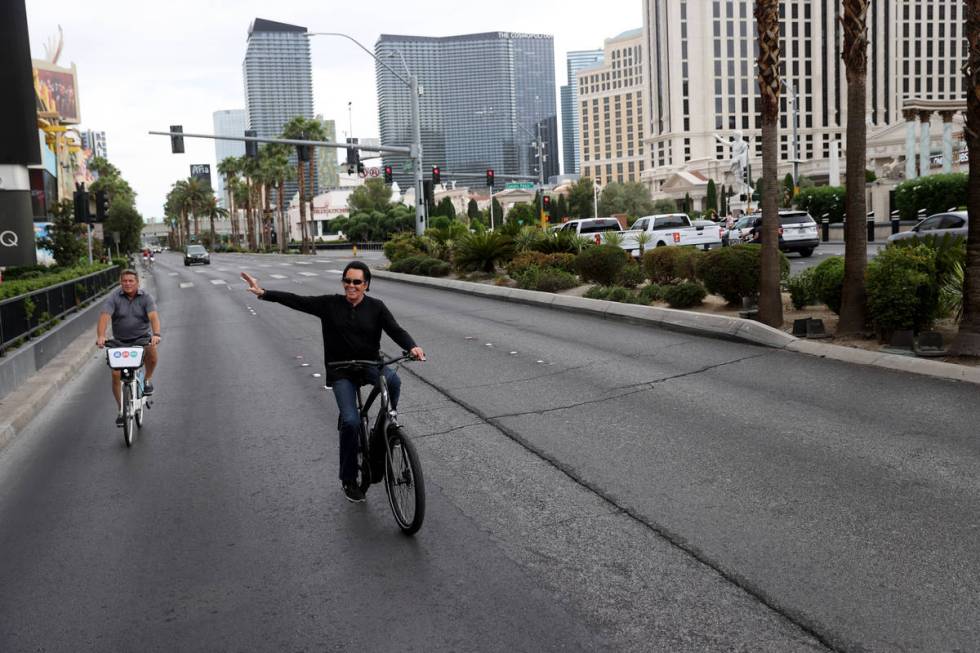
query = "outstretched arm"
xmin=241 ymin=271 xmax=324 ymax=316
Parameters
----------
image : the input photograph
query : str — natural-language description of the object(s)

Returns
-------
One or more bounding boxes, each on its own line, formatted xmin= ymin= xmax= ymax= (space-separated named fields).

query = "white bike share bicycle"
xmin=106 ymin=342 xmax=152 ymax=447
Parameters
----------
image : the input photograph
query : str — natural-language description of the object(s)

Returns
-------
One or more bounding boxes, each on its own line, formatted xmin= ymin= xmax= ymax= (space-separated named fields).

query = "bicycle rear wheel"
xmin=122 ymin=383 xmax=135 ymax=447
xmin=135 ymin=378 xmax=145 ymax=428
xmin=384 ymin=426 xmax=425 ymax=535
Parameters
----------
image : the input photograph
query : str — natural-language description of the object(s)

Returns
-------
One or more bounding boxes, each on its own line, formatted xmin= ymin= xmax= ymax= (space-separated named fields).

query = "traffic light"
xmin=345 ymin=138 xmax=360 ymax=174
xmin=357 ymin=160 xmax=365 ymax=176
xmin=486 ymin=168 xmax=495 ymax=188
xmin=95 ymin=190 xmax=109 ymax=222
xmin=244 ymin=130 xmax=258 ymax=158
xmin=170 ymin=125 xmax=184 ymax=154
xmin=384 ymin=165 xmax=393 ymax=184
xmin=73 ymin=184 xmax=89 ymax=223
xmin=542 ymin=195 xmax=552 ymax=213
xmin=432 ymin=165 xmax=441 ymax=185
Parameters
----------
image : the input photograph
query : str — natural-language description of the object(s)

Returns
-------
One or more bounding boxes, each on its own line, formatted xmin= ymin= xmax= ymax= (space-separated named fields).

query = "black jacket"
xmin=260 ymin=291 xmax=417 ymax=383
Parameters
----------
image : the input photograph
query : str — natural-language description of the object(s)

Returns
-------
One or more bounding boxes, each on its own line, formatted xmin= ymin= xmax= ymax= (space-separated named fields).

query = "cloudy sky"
xmin=25 ymin=0 xmax=643 ymax=220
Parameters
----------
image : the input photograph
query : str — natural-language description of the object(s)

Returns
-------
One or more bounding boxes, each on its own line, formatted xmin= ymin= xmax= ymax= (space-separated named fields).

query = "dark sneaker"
xmin=143 ymin=381 xmax=154 ymax=396
xmin=342 ymin=481 xmax=365 ymax=503
xmin=116 ymin=414 xmax=124 ymax=427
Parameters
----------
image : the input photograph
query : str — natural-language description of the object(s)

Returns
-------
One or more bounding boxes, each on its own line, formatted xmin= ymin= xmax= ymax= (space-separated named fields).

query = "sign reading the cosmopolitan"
xmin=190 ymin=164 xmax=212 ymax=189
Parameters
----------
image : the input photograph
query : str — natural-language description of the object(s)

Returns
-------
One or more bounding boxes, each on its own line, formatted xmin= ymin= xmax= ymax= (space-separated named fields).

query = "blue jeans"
xmin=332 ymin=367 xmax=400 ymax=482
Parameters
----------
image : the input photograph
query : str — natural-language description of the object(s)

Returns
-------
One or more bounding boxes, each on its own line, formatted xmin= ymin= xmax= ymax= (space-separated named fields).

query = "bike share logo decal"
xmin=130 ymin=350 xmax=139 ymax=358
xmin=113 ymin=351 xmax=122 ymax=358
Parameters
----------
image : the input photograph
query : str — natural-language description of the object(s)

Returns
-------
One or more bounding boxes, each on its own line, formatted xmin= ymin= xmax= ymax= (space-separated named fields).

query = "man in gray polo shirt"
xmin=96 ymin=269 xmax=161 ymax=424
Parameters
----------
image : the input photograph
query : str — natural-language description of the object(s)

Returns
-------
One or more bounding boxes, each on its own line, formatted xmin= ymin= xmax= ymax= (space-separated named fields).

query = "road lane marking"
xmin=298 ymin=272 xmax=318 ymax=277
xmin=269 ymin=274 xmax=288 ymax=279
xmin=179 ymin=282 xmax=194 ymax=288
xmin=210 ymin=279 xmax=227 ymax=285
xmin=168 ymin=272 xmax=178 ymax=276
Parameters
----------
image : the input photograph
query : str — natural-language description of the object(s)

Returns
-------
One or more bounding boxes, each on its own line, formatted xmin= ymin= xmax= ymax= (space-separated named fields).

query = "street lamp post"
xmin=306 ymin=32 xmax=426 ymax=236
xmin=782 ymin=78 xmax=800 ymax=191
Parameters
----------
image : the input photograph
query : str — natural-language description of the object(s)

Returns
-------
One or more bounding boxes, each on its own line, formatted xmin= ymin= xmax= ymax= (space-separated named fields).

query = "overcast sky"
xmin=25 ymin=0 xmax=643 ymax=221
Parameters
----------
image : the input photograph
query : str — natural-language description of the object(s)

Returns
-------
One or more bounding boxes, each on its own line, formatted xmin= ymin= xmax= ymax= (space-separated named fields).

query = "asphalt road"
xmin=2 ymin=250 xmax=977 ymax=652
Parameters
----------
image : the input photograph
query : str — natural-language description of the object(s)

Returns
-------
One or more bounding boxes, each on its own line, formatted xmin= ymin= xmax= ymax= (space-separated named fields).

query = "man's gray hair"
xmin=120 ymin=269 xmax=140 ymax=280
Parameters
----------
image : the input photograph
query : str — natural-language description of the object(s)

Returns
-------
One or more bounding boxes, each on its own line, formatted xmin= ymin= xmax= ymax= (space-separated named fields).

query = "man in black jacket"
xmin=241 ymin=261 xmax=425 ymax=503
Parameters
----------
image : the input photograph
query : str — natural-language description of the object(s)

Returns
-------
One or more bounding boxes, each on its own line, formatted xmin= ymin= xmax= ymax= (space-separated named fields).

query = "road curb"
xmin=0 ymin=332 xmax=100 ymax=453
xmin=371 ymin=269 xmax=980 ymax=386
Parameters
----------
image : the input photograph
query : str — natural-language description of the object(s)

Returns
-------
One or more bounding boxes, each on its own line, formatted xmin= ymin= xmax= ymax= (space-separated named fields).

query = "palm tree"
xmin=202 ymin=195 xmax=229 ymax=249
xmin=954 ymin=2 xmax=980 ymax=356
xmin=755 ymin=0 xmax=783 ymax=327
xmin=837 ymin=0 xmax=871 ymax=334
xmin=280 ymin=116 xmax=326 ymax=254
xmin=239 ymin=154 xmax=261 ymax=250
xmin=217 ymin=156 xmax=242 ymax=246
xmin=231 ymin=178 xmax=251 ymax=250
xmin=260 ymin=144 xmax=293 ymax=252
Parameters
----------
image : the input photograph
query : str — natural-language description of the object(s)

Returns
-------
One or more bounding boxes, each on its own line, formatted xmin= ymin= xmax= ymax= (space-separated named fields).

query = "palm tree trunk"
xmin=278 ymin=181 xmax=287 ymax=253
xmin=297 ymin=163 xmax=307 ymax=253
xmin=755 ymin=0 xmax=783 ymax=328
xmin=838 ymin=0 xmax=870 ymax=334
xmin=954 ymin=0 xmax=980 ymax=355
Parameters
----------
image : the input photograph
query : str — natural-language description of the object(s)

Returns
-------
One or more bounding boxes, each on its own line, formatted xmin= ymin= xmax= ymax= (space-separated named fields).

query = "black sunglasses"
xmin=342 ymin=278 xmax=365 ymax=286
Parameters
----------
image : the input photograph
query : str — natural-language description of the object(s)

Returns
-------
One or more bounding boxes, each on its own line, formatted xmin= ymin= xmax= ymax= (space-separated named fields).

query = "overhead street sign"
xmin=505 ymin=182 xmax=535 ymax=190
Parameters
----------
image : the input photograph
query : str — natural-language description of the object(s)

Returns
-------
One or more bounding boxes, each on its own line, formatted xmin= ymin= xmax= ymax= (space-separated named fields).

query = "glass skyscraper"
xmin=243 ymin=18 xmax=315 ymax=202
xmin=212 ymin=109 xmax=246 ymax=207
xmin=561 ymin=49 xmax=603 ymax=175
xmin=376 ymin=32 xmax=558 ymax=189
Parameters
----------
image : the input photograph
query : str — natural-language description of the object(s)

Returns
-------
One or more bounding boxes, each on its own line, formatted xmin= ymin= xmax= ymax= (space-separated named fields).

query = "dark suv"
xmin=184 ymin=244 xmax=210 ymax=266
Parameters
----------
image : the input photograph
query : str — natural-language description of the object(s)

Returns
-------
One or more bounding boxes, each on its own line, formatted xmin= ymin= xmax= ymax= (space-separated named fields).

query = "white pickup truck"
xmin=620 ymin=213 xmax=722 ymax=257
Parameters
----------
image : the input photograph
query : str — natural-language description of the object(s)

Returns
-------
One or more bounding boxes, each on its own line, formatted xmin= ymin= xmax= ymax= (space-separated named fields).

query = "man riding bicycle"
xmin=96 ymin=269 xmax=161 ymax=425
xmin=240 ymin=261 xmax=425 ymax=503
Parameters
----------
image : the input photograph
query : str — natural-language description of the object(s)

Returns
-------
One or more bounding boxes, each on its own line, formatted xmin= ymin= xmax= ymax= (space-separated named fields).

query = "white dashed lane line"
xmin=210 ymin=279 xmax=227 ymax=285
xmin=298 ymin=272 xmax=318 ymax=277
xmin=179 ymin=282 xmax=194 ymax=289
xmin=269 ymin=274 xmax=288 ymax=279
xmin=168 ymin=272 xmax=178 ymax=276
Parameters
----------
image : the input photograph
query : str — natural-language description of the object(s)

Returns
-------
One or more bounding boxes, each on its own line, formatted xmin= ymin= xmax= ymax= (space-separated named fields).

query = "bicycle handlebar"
xmin=326 ymin=351 xmax=418 ymax=370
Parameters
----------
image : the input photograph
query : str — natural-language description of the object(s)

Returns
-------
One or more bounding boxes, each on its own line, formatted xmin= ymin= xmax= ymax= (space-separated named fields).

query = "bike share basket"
xmin=106 ymin=346 xmax=145 ymax=369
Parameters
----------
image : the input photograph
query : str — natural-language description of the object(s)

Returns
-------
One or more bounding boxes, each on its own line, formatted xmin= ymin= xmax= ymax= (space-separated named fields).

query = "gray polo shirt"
xmin=101 ymin=288 xmax=157 ymax=341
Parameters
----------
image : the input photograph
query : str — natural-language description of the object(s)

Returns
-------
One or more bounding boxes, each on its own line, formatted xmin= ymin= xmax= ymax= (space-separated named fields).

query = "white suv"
xmin=778 ymin=210 xmax=819 ymax=257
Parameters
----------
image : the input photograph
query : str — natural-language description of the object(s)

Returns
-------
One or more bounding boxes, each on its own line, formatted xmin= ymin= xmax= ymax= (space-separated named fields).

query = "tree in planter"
xmin=555 ymin=194 xmax=569 ymax=221
xmin=837 ymin=0 xmax=871 ymax=335
xmin=755 ymin=0 xmax=783 ymax=328
xmin=954 ymin=0 xmax=980 ymax=356
xmin=598 ymin=181 xmax=655 ymax=218
xmin=652 ymin=198 xmax=677 ymax=214
xmin=467 ymin=198 xmax=480 ymax=222
xmin=782 ymin=173 xmax=795 ymax=208
xmin=705 ymin=179 xmax=718 ymax=218
xmin=505 ymin=202 xmax=537 ymax=226
xmin=567 ymin=177 xmax=596 ymax=219
xmin=37 ymin=199 xmax=86 ymax=266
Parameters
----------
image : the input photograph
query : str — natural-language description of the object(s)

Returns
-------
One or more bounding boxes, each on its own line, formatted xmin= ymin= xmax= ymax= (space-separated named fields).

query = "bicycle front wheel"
xmin=122 ymin=383 xmax=135 ymax=447
xmin=384 ymin=426 xmax=425 ymax=535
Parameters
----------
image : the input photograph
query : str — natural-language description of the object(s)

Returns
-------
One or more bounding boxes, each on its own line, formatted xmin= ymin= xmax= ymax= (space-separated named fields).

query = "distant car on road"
xmin=887 ymin=211 xmax=967 ymax=243
xmin=739 ymin=210 xmax=819 ymax=257
xmin=184 ymin=244 xmax=210 ymax=266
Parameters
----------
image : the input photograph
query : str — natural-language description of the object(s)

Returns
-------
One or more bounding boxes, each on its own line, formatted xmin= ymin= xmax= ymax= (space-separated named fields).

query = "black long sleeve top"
xmin=259 ymin=290 xmax=417 ymax=383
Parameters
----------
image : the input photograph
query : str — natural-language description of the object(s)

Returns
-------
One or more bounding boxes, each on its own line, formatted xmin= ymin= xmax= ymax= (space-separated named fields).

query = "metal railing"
xmin=0 ymin=266 xmax=119 ymax=355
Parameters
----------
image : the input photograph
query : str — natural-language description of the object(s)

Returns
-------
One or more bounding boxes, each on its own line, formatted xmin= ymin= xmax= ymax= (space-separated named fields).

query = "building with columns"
xmin=641 ymin=0 xmax=967 ymax=217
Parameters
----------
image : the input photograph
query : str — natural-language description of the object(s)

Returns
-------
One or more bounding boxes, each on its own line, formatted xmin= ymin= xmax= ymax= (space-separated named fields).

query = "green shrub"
xmin=513 ymin=266 xmax=579 ymax=293
xmin=383 ymin=233 xmax=425 ymax=262
xmin=642 ymin=247 xmax=702 ymax=283
xmin=890 ymin=233 xmax=965 ymax=278
xmin=787 ymin=267 xmax=818 ymax=310
xmin=454 ymin=231 xmax=515 ymax=273
xmin=584 ymin=285 xmax=611 ymax=300
xmin=604 ymin=286 xmax=634 ymax=303
xmin=574 ymin=245 xmax=628 ymax=285
xmin=938 ymin=261 xmax=964 ymax=321
xmin=696 ymin=245 xmax=786 ymax=305
xmin=664 ymin=281 xmax=707 ymax=308
xmin=418 ymin=257 xmax=451 ymax=277
xmin=866 ymin=243 xmax=939 ymax=334
xmin=389 ymin=255 xmax=427 ymax=274
xmin=0 ymin=262 xmax=115 ymax=301
xmin=636 ymin=283 xmax=666 ymax=304
xmin=618 ymin=260 xmax=646 ymax=288
xmin=894 ymin=173 xmax=967 ymax=220
xmin=811 ymin=256 xmax=845 ymax=314
xmin=534 ymin=231 xmax=589 ymax=255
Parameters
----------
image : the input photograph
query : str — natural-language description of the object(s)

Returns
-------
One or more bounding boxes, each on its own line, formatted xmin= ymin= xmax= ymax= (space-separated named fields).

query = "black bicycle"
xmin=327 ymin=353 xmax=425 ymax=535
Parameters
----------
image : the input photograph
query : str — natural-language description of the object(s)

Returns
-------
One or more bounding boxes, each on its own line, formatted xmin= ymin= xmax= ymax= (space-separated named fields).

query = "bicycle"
xmin=327 ymin=353 xmax=425 ymax=535
xmin=105 ymin=341 xmax=151 ymax=447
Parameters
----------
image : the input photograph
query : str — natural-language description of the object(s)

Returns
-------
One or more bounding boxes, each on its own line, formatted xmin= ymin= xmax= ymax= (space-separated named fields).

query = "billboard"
xmin=190 ymin=163 xmax=212 ymax=189
xmin=33 ymin=60 xmax=81 ymax=124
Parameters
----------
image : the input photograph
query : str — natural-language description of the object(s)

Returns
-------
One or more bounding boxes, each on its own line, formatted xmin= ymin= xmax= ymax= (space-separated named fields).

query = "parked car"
xmin=887 ymin=211 xmax=967 ymax=243
xmin=184 ymin=244 xmax=211 ymax=266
